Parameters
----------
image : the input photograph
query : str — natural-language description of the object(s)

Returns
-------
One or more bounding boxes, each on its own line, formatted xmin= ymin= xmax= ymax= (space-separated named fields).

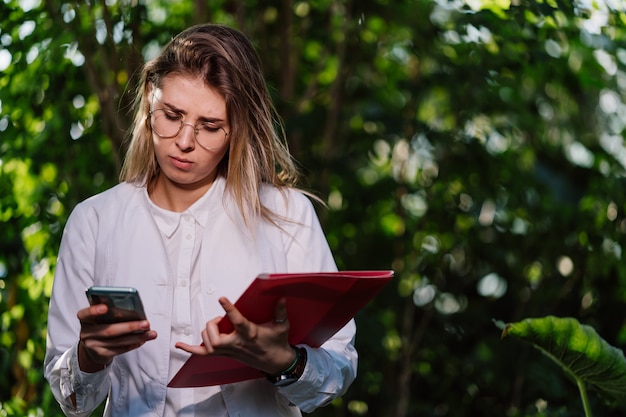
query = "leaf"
xmin=501 ymin=316 xmax=626 ymax=401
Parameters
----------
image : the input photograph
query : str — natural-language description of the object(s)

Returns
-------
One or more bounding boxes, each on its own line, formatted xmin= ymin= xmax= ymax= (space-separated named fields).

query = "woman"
xmin=44 ymin=23 xmax=357 ymax=416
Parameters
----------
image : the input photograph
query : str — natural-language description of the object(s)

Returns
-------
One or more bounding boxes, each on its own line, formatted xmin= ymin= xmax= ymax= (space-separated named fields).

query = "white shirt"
xmin=149 ymin=190 xmax=226 ymax=416
xmin=44 ymin=177 xmax=357 ymax=417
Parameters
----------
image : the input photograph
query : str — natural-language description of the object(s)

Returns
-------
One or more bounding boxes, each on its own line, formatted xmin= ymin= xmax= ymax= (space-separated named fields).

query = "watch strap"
xmin=265 ymin=346 xmax=307 ymax=386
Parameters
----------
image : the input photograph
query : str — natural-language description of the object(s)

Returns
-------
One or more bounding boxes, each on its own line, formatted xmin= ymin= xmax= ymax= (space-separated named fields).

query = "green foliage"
xmin=2 ymin=0 xmax=626 ymax=416
xmin=501 ymin=316 xmax=626 ymax=415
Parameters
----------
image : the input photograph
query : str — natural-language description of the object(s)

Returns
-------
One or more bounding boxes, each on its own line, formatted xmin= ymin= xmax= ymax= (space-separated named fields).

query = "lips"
xmin=170 ymin=156 xmax=193 ymax=170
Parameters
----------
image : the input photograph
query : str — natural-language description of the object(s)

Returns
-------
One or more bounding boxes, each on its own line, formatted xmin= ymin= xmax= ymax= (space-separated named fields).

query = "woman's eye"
xmin=200 ymin=123 xmax=221 ymax=133
xmin=164 ymin=112 xmax=181 ymax=121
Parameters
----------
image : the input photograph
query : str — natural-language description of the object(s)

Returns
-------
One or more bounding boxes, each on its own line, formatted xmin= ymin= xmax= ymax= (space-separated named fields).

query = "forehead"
xmin=153 ymin=74 xmax=226 ymax=117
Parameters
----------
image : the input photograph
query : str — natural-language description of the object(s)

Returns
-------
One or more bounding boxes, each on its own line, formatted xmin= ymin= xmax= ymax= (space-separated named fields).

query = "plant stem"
xmin=576 ymin=379 xmax=592 ymax=417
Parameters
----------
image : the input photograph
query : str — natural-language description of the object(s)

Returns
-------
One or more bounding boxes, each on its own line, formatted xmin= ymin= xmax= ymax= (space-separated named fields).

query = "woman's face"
xmin=150 ymin=74 xmax=229 ymax=193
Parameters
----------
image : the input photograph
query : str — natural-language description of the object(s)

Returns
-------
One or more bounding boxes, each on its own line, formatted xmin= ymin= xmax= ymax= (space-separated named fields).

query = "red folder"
xmin=167 ymin=270 xmax=394 ymax=388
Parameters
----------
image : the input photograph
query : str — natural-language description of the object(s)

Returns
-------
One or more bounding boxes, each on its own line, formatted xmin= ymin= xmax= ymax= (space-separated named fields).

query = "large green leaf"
xmin=501 ymin=316 xmax=626 ymax=401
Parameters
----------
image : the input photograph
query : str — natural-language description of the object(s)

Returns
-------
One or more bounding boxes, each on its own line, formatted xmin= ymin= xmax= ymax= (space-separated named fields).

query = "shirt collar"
xmin=148 ymin=201 xmax=181 ymax=238
xmin=145 ymin=180 xmax=219 ymax=238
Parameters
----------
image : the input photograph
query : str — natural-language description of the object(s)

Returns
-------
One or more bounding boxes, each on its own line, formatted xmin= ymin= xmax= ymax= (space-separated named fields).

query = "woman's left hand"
xmin=174 ymin=297 xmax=297 ymax=374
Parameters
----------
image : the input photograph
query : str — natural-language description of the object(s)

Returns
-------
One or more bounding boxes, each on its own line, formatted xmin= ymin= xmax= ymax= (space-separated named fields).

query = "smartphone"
xmin=86 ymin=286 xmax=147 ymax=324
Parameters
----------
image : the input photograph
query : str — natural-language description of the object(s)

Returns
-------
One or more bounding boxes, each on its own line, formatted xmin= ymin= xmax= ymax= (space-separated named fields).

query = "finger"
xmin=83 ymin=329 xmax=157 ymax=351
xmin=80 ymin=331 xmax=155 ymax=366
xmin=84 ymin=320 xmax=153 ymax=339
xmin=128 ymin=320 xmax=152 ymax=334
xmin=218 ymin=297 xmax=239 ymax=320
xmin=219 ymin=297 xmax=249 ymax=331
xmin=77 ymin=304 xmax=108 ymax=322
xmin=203 ymin=323 xmax=224 ymax=351
xmin=174 ymin=341 xmax=209 ymax=355
xmin=108 ymin=320 xmax=153 ymax=336
xmin=273 ymin=297 xmax=288 ymax=325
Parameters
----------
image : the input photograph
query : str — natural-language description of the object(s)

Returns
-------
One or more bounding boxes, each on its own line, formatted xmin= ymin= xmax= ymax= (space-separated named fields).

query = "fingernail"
xmin=140 ymin=321 xmax=150 ymax=330
xmin=96 ymin=305 xmax=107 ymax=313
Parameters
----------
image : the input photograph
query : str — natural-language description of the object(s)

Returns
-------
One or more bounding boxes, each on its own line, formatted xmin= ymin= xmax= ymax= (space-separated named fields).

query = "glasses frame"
xmin=147 ymin=109 xmax=229 ymax=151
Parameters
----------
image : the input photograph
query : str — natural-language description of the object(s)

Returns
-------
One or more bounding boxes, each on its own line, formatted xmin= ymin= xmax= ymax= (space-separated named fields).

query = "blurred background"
xmin=1 ymin=0 xmax=626 ymax=416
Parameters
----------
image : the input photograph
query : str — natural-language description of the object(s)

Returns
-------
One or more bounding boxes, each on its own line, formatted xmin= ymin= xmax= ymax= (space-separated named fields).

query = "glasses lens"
xmin=150 ymin=109 xmax=228 ymax=150
xmin=195 ymin=123 xmax=227 ymax=150
xmin=151 ymin=109 xmax=181 ymax=138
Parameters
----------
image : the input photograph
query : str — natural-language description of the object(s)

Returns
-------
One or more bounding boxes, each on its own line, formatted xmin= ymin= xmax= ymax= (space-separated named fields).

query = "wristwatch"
xmin=265 ymin=346 xmax=307 ymax=387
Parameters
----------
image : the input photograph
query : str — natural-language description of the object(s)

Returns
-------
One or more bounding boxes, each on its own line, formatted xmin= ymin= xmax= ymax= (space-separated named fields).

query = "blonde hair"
xmin=120 ymin=24 xmax=305 ymax=225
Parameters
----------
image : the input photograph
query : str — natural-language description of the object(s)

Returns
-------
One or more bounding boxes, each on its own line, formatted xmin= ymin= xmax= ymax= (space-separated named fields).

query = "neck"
xmin=148 ymin=174 xmax=216 ymax=212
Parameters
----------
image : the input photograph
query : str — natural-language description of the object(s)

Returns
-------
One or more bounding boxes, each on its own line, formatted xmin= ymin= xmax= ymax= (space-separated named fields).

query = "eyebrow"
xmin=161 ymin=102 xmax=226 ymax=123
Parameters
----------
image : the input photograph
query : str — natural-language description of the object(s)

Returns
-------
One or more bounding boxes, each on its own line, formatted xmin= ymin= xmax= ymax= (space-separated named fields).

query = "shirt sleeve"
xmin=45 ymin=343 xmax=111 ymax=416
xmin=279 ymin=322 xmax=358 ymax=412
xmin=274 ymin=191 xmax=358 ymax=412
xmin=44 ymin=201 xmax=111 ymax=415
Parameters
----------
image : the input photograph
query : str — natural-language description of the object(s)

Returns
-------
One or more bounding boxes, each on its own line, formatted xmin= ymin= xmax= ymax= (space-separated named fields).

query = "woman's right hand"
xmin=76 ymin=304 xmax=158 ymax=373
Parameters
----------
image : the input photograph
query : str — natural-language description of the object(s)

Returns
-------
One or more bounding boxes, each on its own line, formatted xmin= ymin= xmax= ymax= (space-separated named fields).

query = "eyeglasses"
xmin=148 ymin=109 xmax=228 ymax=151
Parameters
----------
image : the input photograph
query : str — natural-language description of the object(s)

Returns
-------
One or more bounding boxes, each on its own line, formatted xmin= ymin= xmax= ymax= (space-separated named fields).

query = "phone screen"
xmin=86 ymin=286 xmax=147 ymax=324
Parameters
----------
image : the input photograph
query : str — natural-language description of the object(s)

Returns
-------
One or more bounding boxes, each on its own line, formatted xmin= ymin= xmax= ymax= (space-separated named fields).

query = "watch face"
xmin=266 ymin=346 xmax=307 ymax=387
xmin=273 ymin=375 xmax=299 ymax=387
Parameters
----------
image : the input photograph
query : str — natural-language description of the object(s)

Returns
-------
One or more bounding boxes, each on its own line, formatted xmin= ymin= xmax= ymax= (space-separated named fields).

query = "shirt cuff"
xmin=60 ymin=343 xmax=110 ymax=412
xmin=277 ymin=345 xmax=354 ymax=412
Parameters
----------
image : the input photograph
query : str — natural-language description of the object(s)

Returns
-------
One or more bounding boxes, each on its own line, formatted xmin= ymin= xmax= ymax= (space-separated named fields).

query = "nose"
xmin=175 ymin=122 xmax=196 ymax=150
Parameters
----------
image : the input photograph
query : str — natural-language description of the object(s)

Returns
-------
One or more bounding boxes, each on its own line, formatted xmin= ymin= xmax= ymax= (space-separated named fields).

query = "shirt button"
xmin=207 ymin=286 xmax=215 ymax=294
xmin=184 ymin=327 xmax=192 ymax=336
xmin=186 ymin=234 xmax=192 ymax=240
xmin=180 ymin=280 xmax=188 ymax=287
